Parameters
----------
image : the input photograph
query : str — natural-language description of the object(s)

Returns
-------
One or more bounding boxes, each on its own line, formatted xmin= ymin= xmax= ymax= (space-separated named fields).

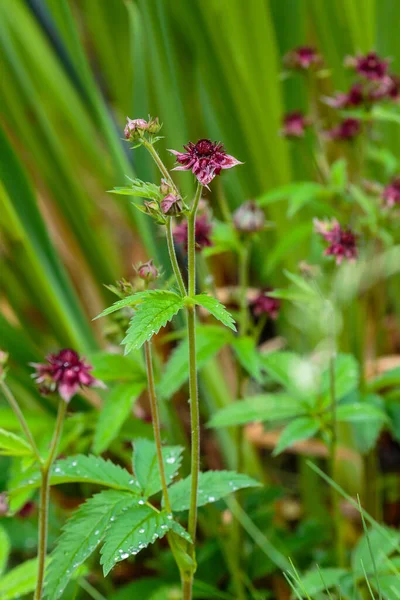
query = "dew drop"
xmin=166 ymin=456 xmax=175 ymax=464
xmin=139 ymin=528 xmax=145 ymax=534
xmin=138 ymin=500 xmax=145 ymax=505
xmin=208 ymin=496 xmax=215 ymax=502
xmin=121 ymin=552 xmax=129 ymax=559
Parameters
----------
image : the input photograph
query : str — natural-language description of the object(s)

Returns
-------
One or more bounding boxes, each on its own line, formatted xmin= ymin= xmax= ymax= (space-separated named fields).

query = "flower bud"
xmin=160 ymin=178 xmax=172 ymax=195
xmin=124 ymin=117 xmax=148 ymax=141
xmin=137 ymin=259 xmax=159 ymax=282
xmin=147 ymin=116 xmax=161 ymax=134
xmin=160 ymin=193 xmax=183 ymax=216
xmin=233 ymin=201 xmax=265 ymax=233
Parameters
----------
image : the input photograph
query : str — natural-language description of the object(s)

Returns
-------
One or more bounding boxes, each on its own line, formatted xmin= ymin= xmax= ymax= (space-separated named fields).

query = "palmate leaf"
xmin=193 ymin=294 xmax=236 ymax=331
xmin=133 ymin=439 xmax=183 ymax=498
xmin=335 ymin=403 xmax=388 ymax=424
xmin=320 ymin=354 xmax=359 ymax=403
xmin=100 ymin=506 xmax=191 ymax=576
xmin=12 ymin=455 xmax=141 ymax=495
xmin=0 ymin=428 xmax=33 ymax=456
xmin=158 ymin=326 xmax=231 ymax=399
xmin=273 ymin=417 xmax=320 ymax=456
xmin=123 ymin=291 xmax=185 ymax=352
xmin=94 ymin=293 xmax=144 ymax=320
xmin=167 ymin=471 xmax=261 ymax=511
xmin=93 ymin=383 xmax=146 ymax=454
xmin=45 ymin=490 xmax=137 ymax=600
xmin=110 ymin=179 xmax=163 ymax=201
xmin=208 ymin=394 xmax=304 ymax=428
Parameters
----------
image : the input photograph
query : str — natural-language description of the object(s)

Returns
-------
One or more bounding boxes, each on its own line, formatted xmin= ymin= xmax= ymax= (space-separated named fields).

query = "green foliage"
xmin=123 ymin=291 xmax=185 ymax=352
xmin=320 ymin=354 xmax=360 ymax=403
xmin=89 ymin=351 xmax=146 ymax=383
xmin=93 ymin=383 xmax=145 ymax=454
xmin=133 ymin=438 xmax=183 ymax=497
xmin=208 ymin=394 xmax=303 ymax=428
xmin=167 ymin=471 xmax=261 ymax=511
xmin=0 ymin=526 xmax=10 ymax=577
xmin=111 ymin=179 xmax=163 ymax=201
xmin=45 ymin=490 xmax=137 ymax=599
xmin=367 ymin=366 xmax=400 ymax=393
xmin=0 ymin=557 xmax=46 ymax=600
xmin=352 ymin=525 xmax=400 ymax=576
xmin=231 ymin=336 xmax=263 ymax=382
xmin=292 ymin=567 xmax=347 ymax=597
xmin=12 ymin=455 xmax=142 ymax=494
xmin=273 ymin=417 xmax=320 ymax=456
xmin=0 ymin=429 xmax=33 ymax=457
xmin=192 ymin=294 xmax=236 ymax=331
xmin=335 ymin=403 xmax=388 ymax=424
xmin=158 ymin=326 xmax=231 ymax=399
xmin=94 ymin=294 xmax=142 ymax=319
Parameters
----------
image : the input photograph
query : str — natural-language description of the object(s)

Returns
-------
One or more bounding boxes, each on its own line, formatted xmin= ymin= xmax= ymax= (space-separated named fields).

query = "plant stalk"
xmin=35 ymin=398 xmax=67 ymax=600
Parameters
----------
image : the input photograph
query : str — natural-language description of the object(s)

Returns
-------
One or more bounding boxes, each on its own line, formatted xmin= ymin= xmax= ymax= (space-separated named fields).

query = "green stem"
xmin=0 ymin=381 xmax=42 ymax=465
xmin=35 ymin=399 xmax=67 ymax=600
xmin=144 ymin=341 xmax=172 ymax=513
xmin=142 ymin=139 xmax=179 ymax=196
xmin=238 ymin=242 xmax=250 ymax=336
xmin=166 ymin=217 xmax=187 ymax=296
xmin=329 ymin=355 xmax=345 ymax=568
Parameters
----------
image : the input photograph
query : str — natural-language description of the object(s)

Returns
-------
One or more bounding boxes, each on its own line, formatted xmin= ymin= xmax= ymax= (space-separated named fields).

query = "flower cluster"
xmin=284 ymin=46 xmax=322 ymax=70
xmin=281 ymin=111 xmax=310 ymax=138
xmin=314 ymin=219 xmax=358 ymax=265
xmin=382 ymin=176 xmax=400 ymax=207
xmin=124 ymin=116 xmax=161 ymax=142
xmin=170 ymin=139 xmax=242 ymax=186
xmin=31 ymin=349 xmax=104 ymax=403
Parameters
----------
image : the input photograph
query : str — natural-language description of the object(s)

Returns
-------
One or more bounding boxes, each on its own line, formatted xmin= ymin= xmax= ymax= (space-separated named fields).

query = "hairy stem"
xmin=35 ymin=399 xmax=67 ymax=600
xmin=166 ymin=217 xmax=187 ymax=296
xmin=142 ymin=139 xmax=179 ymax=196
xmin=0 ymin=381 xmax=42 ymax=464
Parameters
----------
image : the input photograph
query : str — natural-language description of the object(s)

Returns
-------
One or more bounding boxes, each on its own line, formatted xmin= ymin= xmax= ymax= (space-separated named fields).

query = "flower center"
xmin=194 ymin=139 xmax=215 ymax=156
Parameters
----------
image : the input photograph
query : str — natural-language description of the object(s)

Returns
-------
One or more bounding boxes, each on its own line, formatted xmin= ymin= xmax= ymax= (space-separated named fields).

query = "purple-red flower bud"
xmin=382 ymin=176 xmax=400 ymax=208
xmin=160 ymin=178 xmax=172 ymax=195
xmin=174 ymin=213 xmax=213 ymax=252
xmin=31 ymin=349 xmax=104 ymax=403
xmin=124 ymin=117 xmax=149 ymax=140
xmin=251 ymin=289 xmax=281 ymax=320
xmin=314 ymin=219 xmax=358 ymax=265
xmin=284 ymin=46 xmax=322 ymax=70
xmin=169 ymin=139 xmax=242 ymax=186
xmin=136 ymin=259 xmax=160 ymax=282
xmin=325 ymin=118 xmax=361 ymax=141
xmin=281 ymin=111 xmax=310 ymax=137
xmin=233 ymin=201 xmax=265 ymax=233
xmin=160 ymin=193 xmax=183 ymax=216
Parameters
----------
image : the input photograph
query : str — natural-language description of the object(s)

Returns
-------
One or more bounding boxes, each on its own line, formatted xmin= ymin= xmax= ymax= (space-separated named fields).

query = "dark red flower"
xmin=137 ymin=259 xmax=159 ymax=282
xmin=174 ymin=213 xmax=213 ymax=252
xmin=324 ymin=84 xmax=364 ymax=109
xmin=348 ymin=52 xmax=389 ymax=81
xmin=284 ymin=46 xmax=322 ymax=70
xmin=314 ymin=219 xmax=358 ymax=265
xmin=233 ymin=201 xmax=265 ymax=233
xmin=251 ymin=289 xmax=281 ymax=320
xmin=281 ymin=111 xmax=310 ymax=137
xmin=383 ymin=176 xmax=400 ymax=207
xmin=31 ymin=349 xmax=104 ymax=403
xmin=160 ymin=193 xmax=183 ymax=216
xmin=325 ymin=118 xmax=361 ymax=140
xmin=18 ymin=501 xmax=36 ymax=519
xmin=169 ymin=139 xmax=242 ymax=186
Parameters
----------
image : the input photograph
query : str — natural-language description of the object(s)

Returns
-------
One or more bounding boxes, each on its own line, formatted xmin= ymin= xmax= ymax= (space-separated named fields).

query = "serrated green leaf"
xmin=167 ymin=471 xmax=261 ymax=511
xmin=273 ymin=417 xmax=320 ymax=456
xmin=93 ymin=383 xmax=145 ymax=454
xmin=133 ymin=439 xmax=183 ymax=498
xmin=110 ymin=179 xmax=162 ymax=201
xmin=0 ymin=557 xmax=44 ymax=600
xmin=0 ymin=428 xmax=33 ymax=457
xmin=123 ymin=291 xmax=185 ymax=352
xmin=193 ymin=294 xmax=236 ymax=331
xmin=320 ymin=354 xmax=359 ymax=403
xmin=352 ymin=526 xmax=400 ymax=575
xmin=45 ymin=490 xmax=137 ymax=599
xmin=12 ymin=455 xmax=141 ymax=495
xmin=336 ymin=403 xmax=388 ymax=424
xmin=89 ymin=351 xmax=146 ymax=383
xmin=94 ymin=294 xmax=142 ymax=320
xmin=208 ymin=394 xmax=304 ymax=428
xmin=158 ymin=326 xmax=231 ymax=399
xmin=262 ymin=352 xmax=320 ymax=398
xmin=0 ymin=525 xmax=10 ymax=577
xmin=231 ymin=336 xmax=262 ymax=382
xmin=100 ymin=506 xmax=177 ymax=576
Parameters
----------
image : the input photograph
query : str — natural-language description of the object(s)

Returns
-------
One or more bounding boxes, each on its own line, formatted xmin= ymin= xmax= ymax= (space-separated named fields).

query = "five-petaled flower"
xmin=281 ymin=111 xmax=310 ymax=137
xmin=284 ymin=46 xmax=322 ymax=70
xmin=348 ymin=51 xmax=389 ymax=81
xmin=31 ymin=349 xmax=104 ymax=403
xmin=174 ymin=213 xmax=213 ymax=252
xmin=169 ymin=139 xmax=242 ymax=186
xmin=251 ymin=289 xmax=281 ymax=320
xmin=314 ymin=219 xmax=358 ymax=265
xmin=382 ymin=176 xmax=400 ymax=207
xmin=325 ymin=118 xmax=361 ymax=140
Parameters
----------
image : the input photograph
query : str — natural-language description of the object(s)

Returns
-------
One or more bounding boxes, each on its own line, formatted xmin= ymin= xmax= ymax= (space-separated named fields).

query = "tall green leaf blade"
xmin=193 ymin=294 xmax=236 ymax=331
xmin=168 ymin=471 xmax=260 ymax=512
xmin=45 ymin=490 xmax=137 ymax=600
xmin=0 ymin=558 xmax=45 ymax=600
xmin=208 ymin=394 xmax=304 ymax=428
xmin=93 ymin=383 xmax=145 ymax=454
xmin=133 ymin=438 xmax=183 ymax=498
xmin=123 ymin=291 xmax=185 ymax=352
xmin=0 ymin=428 xmax=33 ymax=456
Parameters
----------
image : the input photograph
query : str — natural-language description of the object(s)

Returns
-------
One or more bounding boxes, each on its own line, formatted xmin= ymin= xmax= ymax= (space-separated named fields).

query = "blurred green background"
xmin=1 ymin=0 xmax=399 ymax=404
